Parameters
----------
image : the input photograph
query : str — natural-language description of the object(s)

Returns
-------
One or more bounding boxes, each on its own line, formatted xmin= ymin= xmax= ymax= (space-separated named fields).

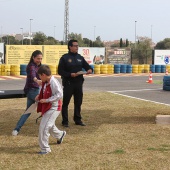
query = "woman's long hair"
xmin=26 ymin=50 xmax=42 ymax=71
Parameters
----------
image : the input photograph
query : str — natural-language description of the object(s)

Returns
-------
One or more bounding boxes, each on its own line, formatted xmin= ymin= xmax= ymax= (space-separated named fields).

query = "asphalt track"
xmin=0 ymin=74 xmax=169 ymax=106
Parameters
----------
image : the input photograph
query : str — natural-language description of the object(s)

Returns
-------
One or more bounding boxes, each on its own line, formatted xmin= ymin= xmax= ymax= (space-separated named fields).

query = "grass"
xmin=1 ymin=92 xmax=170 ymax=170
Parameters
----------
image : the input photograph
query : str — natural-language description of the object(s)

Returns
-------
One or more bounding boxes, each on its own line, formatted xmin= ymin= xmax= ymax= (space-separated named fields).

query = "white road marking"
xmin=108 ymin=88 xmax=170 ymax=107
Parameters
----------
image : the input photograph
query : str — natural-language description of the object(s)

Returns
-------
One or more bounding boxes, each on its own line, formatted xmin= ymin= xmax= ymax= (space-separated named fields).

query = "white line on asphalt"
xmin=108 ymin=91 xmax=170 ymax=107
xmin=108 ymin=88 xmax=162 ymax=93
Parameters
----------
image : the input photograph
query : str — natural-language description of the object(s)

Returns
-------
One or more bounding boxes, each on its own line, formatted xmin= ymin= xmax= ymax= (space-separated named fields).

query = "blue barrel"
xmin=161 ymin=65 xmax=166 ymax=73
xmin=120 ymin=64 xmax=127 ymax=73
xmin=114 ymin=64 xmax=120 ymax=74
xmin=155 ymin=65 xmax=161 ymax=73
xmin=20 ymin=64 xmax=27 ymax=75
xmin=89 ymin=64 xmax=94 ymax=74
xmin=126 ymin=65 xmax=132 ymax=73
xmin=163 ymin=75 xmax=170 ymax=91
xmin=150 ymin=65 xmax=155 ymax=73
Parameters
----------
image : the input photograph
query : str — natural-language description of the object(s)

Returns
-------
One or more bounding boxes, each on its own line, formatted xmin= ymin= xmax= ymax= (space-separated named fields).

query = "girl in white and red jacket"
xmin=35 ymin=65 xmax=66 ymax=155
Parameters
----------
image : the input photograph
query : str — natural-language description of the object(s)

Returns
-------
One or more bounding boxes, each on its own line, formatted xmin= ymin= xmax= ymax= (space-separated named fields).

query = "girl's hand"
xmin=35 ymin=95 xmax=39 ymax=101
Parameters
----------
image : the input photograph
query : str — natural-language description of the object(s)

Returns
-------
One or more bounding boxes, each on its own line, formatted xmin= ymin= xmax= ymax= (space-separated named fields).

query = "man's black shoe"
xmin=62 ymin=124 xmax=69 ymax=127
xmin=75 ymin=122 xmax=86 ymax=126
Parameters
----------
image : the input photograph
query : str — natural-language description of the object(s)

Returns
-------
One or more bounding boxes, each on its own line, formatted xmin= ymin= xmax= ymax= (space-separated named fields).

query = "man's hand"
xmin=35 ymin=95 xmax=39 ymax=101
xmin=86 ymin=69 xmax=92 ymax=74
xmin=71 ymin=73 xmax=79 ymax=77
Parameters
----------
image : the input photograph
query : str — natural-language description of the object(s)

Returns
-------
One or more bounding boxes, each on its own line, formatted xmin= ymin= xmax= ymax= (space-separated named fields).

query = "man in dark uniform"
xmin=58 ymin=40 xmax=93 ymax=127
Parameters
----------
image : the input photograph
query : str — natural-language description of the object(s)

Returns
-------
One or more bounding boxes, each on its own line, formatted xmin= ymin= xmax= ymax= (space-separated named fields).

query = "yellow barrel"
xmin=138 ymin=65 xmax=144 ymax=73
xmin=94 ymin=64 xmax=101 ymax=74
xmin=100 ymin=64 xmax=108 ymax=74
xmin=107 ymin=64 xmax=114 ymax=74
xmin=1 ymin=64 xmax=10 ymax=76
xmin=10 ymin=65 xmax=20 ymax=76
xmin=166 ymin=65 xmax=170 ymax=73
xmin=48 ymin=65 xmax=57 ymax=75
xmin=132 ymin=65 xmax=139 ymax=73
xmin=144 ymin=64 xmax=150 ymax=73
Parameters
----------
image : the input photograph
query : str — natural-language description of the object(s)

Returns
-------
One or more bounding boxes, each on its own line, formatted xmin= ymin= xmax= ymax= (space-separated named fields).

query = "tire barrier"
xmin=20 ymin=64 xmax=27 ymax=75
xmin=0 ymin=64 xmax=1 ymax=75
xmin=132 ymin=65 xmax=138 ymax=73
xmin=10 ymin=65 xmax=20 ymax=76
xmin=100 ymin=64 xmax=108 ymax=74
xmin=94 ymin=64 xmax=101 ymax=74
xmin=144 ymin=64 xmax=150 ymax=73
xmin=114 ymin=64 xmax=120 ymax=74
xmin=1 ymin=64 xmax=10 ymax=76
xmin=107 ymin=64 xmax=114 ymax=74
xmin=90 ymin=64 xmax=94 ymax=74
xmin=166 ymin=65 xmax=170 ymax=73
xmin=120 ymin=64 xmax=127 ymax=73
xmin=150 ymin=65 xmax=155 ymax=73
xmin=155 ymin=65 xmax=161 ymax=73
xmin=163 ymin=75 xmax=170 ymax=91
xmin=138 ymin=65 xmax=144 ymax=73
xmin=161 ymin=65 xmax=166 ymax=73
xmin=126 ymin=65 xmax=132 ymax=73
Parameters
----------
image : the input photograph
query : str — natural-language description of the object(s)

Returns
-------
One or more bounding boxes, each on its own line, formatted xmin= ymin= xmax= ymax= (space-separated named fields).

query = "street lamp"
xmin=54 ymin=26 xmax=56 ymax=39
xmin=1 ymin=26 xmax=2 ymax=42
xmin=20 ymin=28 xmax=23 ymax=45
xmin=94 ymin=26 xmax=96 ymax=41
xmin=29 ymin=19 xmax=33 ymax=45
xmin=151 ymin=25 xmax=153 ymax=42
xmin=135 ymin=21 xmax=137 ymax=48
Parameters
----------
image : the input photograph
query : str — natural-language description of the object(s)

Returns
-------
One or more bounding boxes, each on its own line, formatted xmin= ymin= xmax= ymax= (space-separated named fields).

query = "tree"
xmin=126 ymin=39 xmax=129 ymax=47
xmin=32 ymin=32 xmax=47 ymax=45
xmin=155 ymin=38 xmax=170 ymax=49
xmin=131 ymin=36 xmax=152 ymax=64
xmin=2 ymin=36 xmax=20 ymax=45
xmin=120 ymin=38 xmax=123 ymax=47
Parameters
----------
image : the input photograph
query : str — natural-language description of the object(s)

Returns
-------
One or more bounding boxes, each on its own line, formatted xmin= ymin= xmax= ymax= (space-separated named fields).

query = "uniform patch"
xmin=68 ymin=59 xmax=72 ymax=62
xmin=77 ymin=59 xmax=82 ymax=62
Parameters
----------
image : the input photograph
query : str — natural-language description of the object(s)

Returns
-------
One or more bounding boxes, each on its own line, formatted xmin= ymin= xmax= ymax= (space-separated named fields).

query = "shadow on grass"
xmin=0 ymin=109 xmax=155 ymax=137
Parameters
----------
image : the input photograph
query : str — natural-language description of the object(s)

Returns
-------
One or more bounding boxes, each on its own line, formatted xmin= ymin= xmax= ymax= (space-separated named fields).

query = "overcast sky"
xmin=0 ymin=0 xmax=169 ymax=43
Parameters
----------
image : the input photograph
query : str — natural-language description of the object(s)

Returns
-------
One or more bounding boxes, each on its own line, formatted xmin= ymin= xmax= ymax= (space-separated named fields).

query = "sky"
xmin=0 ymin=0 xmax=170 ymax=43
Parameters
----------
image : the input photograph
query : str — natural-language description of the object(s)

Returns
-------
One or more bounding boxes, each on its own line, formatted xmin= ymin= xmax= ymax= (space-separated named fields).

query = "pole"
xmin=1 ymin=26 xmax=2 ymax=42
xmin=30 ymin=19 xmax=33 ymax=45
xmin=135 ymin=21 xmax=137 ymax=48
xmin=94 ymin=26 xmax=96 ymax=47
xmin=151 ymin=25 xmax=152 ymax=42
xmin=54 ymin=26 xmax=56 ymax=39
xmin=20 ymin=28 xmax=23 ymax=45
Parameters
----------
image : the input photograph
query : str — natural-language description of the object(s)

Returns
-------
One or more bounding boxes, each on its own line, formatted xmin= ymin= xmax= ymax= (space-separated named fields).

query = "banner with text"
xmin=106 ymin=47 xmax=131 ymax=64
xmin=154 ymin=50 xmax=170 ymax=65
xmin=43 ymin=45 xmax=68 ymax=65
xmin=78 ymin=47 xmax=105 ymax=64
xmin=6 ymin=45 xmax=43 ymax=64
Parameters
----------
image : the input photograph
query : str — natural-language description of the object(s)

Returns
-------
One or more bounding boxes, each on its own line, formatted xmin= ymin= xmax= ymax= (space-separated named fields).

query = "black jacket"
xmin=58 ymin=52 xmax=92 ymax=82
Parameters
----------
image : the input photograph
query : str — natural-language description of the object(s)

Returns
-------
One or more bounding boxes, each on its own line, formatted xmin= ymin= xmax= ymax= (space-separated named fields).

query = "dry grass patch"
xmin=0 ymin=92 xmax=170 ymax=170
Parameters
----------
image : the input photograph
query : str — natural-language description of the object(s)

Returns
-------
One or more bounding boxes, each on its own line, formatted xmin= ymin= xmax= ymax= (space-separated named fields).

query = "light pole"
xmin=151 ymin=25 xmax=153 ymax=42
xmin=29 ymin=19 xmax=33 ymax=45
xmin=20 ymin=28 xmax=23 ymax=45
xmin=93 ymin=26 xmax=96 ymax=47
xmin=1 ymin=26 xmax=2 ymax=42
xmin=54 ymin=26 xmax=56 ymax=39
xmin=135 ymin=21 xmax=137 ymax=48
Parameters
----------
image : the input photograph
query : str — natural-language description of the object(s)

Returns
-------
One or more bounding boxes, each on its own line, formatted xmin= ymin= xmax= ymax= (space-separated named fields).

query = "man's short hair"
xmin=68 ymin=39 xmax=78 ymax=50
xmin=37 ymin=65 xmax=51 ymax=76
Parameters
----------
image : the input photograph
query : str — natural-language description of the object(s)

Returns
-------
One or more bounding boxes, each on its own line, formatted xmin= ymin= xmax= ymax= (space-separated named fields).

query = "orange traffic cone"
xmin=148 ymin=71 xmax=153 ymax=83
xmin=165 ymin=69 xmax=168 ymax=75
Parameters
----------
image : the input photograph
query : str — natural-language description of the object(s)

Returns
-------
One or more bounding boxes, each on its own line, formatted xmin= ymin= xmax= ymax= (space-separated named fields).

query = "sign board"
xmin=78 ymin=47 xmax=105 ymax=64
xmin=106 ymin=47 xmax=131 ymax=64
xmin=154 ymin=50 xmax=170 ymax=65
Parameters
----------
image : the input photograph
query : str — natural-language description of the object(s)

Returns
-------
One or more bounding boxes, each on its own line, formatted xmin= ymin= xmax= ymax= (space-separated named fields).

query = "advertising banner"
xmin=154 ymin=50 xmax=170 ymax=65
xmin=6 ymin=45 xmax=42 ymax=64
xmin=43 ymin=45 xmax=67 ymax=65
xmin=78 ymin=47 xmax=105 ymax=64
xmin=106 ymin=47 xmax=131 ymax=64
xmin=0 ymin=43 xmax=4 ymax=64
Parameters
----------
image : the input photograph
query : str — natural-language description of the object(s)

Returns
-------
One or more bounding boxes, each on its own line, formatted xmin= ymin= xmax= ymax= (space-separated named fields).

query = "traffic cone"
xmin=148 ymin=71 xmax=153 ymax=83
xmin=165 ymin=69 xmax=168 ymax=75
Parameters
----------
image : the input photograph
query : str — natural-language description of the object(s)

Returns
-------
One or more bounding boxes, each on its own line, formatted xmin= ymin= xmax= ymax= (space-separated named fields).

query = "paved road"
xmin=1 ymin=74 xmax=169 ymax=106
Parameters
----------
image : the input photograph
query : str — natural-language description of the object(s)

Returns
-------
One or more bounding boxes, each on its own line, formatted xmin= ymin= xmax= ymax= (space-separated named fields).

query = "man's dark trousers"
xmin=62 ymin=80 xmax=83 ymax=125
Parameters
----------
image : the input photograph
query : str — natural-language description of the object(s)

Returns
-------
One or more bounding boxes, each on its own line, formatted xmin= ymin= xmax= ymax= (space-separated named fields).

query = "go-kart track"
xmin=0 ymin=73 xmax=169 ymax=107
